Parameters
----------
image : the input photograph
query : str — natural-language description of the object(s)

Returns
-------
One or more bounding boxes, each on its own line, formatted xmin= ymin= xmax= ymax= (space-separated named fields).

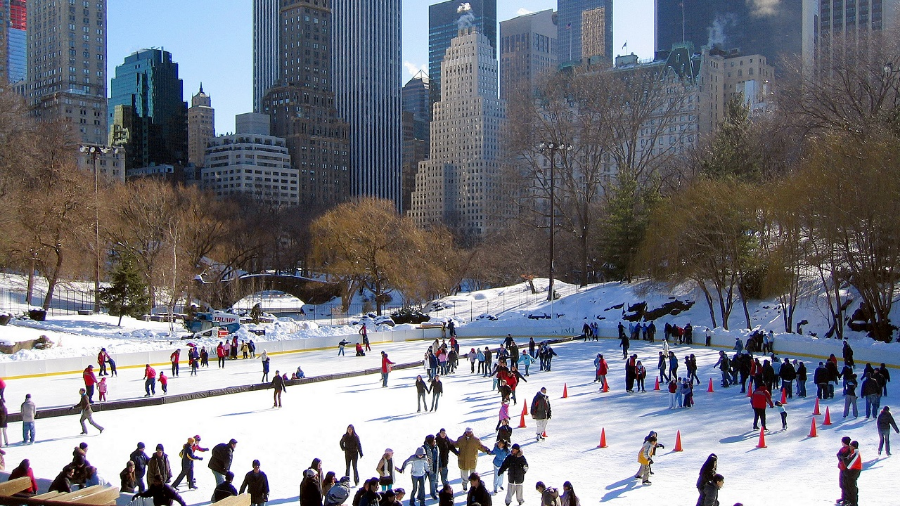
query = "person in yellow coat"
xmin=636 ymin=435 xmax=657 ymax=485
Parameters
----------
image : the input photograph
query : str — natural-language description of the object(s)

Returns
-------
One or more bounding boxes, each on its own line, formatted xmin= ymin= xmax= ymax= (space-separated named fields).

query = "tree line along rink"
xmin=0 ymin=337 xmax=896 ymax=506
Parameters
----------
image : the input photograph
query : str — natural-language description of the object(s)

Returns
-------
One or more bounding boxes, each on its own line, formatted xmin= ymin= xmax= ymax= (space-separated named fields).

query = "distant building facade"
xmin=263 ymin=0 xmax=350 ymax=211
xmin=253 ymin=0 xmax=279 ymax=113
xmin=108 ymin=49 xmax=188 ymax=171
xmin=500 ymin=9 xmax=558 ymax=100
xmin=236 ymin=112 xmax=270 ymax=136
xmin=332 ymin=0 xmax=403 ymax=207
xmin=803 ymin=0 xmax=900 ymax=69
xmin=401 ymin=72 xmax=430 ymax=214
xmin=557 ymin=0 xmax=612 ymax=66
xmin=188 ymin=84 xmax=215 ymax=168
xmin=202 ymin=133 xmax=297 ymax=206
xmin=26 ymin=0 xmax=108 ymax=145
xmin=410 ymin=28 xmax=510 ymax=242
xmin=429 ymin=0 xmax=497 ymax=113
xmin=2 ymin=0 xmax=27 ymax=85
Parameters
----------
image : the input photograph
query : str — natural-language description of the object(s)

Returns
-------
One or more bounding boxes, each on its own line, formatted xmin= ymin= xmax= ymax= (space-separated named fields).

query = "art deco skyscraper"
xmin=26 ymin=0 xmax=108 ymax=145
xmin=332 ymin=0 xmax=402 ymax=207
xmin=264 ymin=0 xmax=350 ymax=210
xmin=253 ymin=0 xmax=279 ymax=113
xmin=188 ymin=84 xmax=215 ymax=168
xmin=410 ymin=28 xmax=511 ymax=242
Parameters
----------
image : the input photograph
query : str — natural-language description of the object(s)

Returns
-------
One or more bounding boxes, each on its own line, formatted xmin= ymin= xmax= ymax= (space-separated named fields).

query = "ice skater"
xmin=74 ymin=388 xmax=103 ymax=435
xmin=272 ymin=370 xmax=286 ymax=407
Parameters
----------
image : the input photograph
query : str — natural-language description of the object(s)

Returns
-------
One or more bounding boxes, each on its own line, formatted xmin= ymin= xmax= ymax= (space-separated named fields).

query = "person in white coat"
xmin=399 ymin=447 xmax=429 ymax=506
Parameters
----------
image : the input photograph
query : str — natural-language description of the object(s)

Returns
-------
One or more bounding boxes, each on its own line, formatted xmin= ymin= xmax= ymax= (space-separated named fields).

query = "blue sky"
xmin=108 ymin=1 xmax=653 ymax=134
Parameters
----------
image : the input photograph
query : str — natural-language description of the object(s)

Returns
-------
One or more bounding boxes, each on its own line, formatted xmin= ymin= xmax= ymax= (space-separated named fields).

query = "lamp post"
xmin=539 ymin=142 xmax=572 ymax=304
xmin=79 ymin=145 xmax=115 ymax=313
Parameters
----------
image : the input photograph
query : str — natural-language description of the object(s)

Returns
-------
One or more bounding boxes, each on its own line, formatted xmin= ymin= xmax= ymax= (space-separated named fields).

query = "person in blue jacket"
xmin=489 ymin=439 xmax=510 ymax=495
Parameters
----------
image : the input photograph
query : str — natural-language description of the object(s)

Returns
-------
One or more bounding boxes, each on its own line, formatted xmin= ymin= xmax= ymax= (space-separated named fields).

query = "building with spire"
xmin=188 ymin=84 xmax=215 ymax=168
xmin=26 ymin=0 xmax=108 ymax=145
xmin=263 ymin=0 xmax=350 ymax=211
xmin=108 ymin=49 xmax=188 ymax=172
xmin=410 ymin=27 xmax=511 ymax=243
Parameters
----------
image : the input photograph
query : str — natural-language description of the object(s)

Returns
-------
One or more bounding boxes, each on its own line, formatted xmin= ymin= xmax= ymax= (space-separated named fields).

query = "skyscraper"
xmin=6 ymin=0 xmax=24 ymax=83
xmin=108 ymin=49 xmax=188 ymax=171
xmin=253 ymin=0 xmax=279 ymax=113
xmin=429 ymin=0 xmax=497 ymax=113
xmin=803 ymin=0 xmax=900 ymax=68
xmin=655 ymin=0 xmax=803 ymax=72
xmin=26 ymin=0 xmax=108 ymax=145
xmin=188 ymin=84 xmax=215 ymax=168
xmin=500 ymin=9 xmax=558 ymax=100
xmin=557 ymin=0 xmax=612 ymax=66
xmin=410 ymin=27 xmax=510 ymax=242
xmin=401 ymin=71 xmax=429 ymax=214
xmin=0 ymin=1 xmax=7 ymax=85
xmin=332 ymin=0 xmax=402 ymax=207
xmin=264 ymin=0 xmax=350 ymax=210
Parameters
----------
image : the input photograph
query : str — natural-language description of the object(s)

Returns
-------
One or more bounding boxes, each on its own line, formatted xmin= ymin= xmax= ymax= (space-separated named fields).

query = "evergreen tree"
xmin=99 ymin=253 xmax=150 ymax=326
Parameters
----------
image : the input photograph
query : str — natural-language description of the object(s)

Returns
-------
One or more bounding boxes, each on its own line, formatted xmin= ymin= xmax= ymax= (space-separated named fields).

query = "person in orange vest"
xmin=144 ymin=364 xmax=157 ymax=397
xmin=750 ymin=383 xmax=774 ymax=431
xmin=840 ymin=440 xmax=862 ymax=506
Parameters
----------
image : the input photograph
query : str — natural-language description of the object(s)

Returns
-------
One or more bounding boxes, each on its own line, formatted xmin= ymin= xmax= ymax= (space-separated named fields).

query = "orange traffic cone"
xmin=747 ymin=379 xmax=753 ymax=397
xmin=602 ymin=381 xmax=609 ymax=393
xmin=813 ymin=398 xmax=821 ymax=415
xmin=654 ymin=377 xmax=660 ymax=391
xmin=542 ymin=430 xmax=548 ymax=438
xmin=562 ymin=384 xmax=568 ymax=399
xmin=523 ymin=403 xmax=529 ymax=416
xmin=518 ymin=410 xmax=526 ymax=428
xmin=708 ymin=378 xmax=714 ymax=393
xmin=808 ymin=417 xmax=818 ymax=438
xmin=823 ymin=407 xmax=832 ymax=426
xmin=598 ymin=428 xmax=608 ymax=448
xmin=674 ymin=431 xmax=683 ymax=452
xmin=757 ymin=427 xmax=767 ymax=448
xmin=780 ymin=388 xmax=787 ymax=405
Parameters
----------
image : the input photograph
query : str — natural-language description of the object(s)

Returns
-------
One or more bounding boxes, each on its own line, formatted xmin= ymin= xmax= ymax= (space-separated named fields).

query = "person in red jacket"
xmin=751 ymin=384 xmax=774 ymax=431
xmin=144 ymin=364 xmax=157 ymax=397
xmin=216 ymin=342 xmax=226 ymax=368
xmin=97 ymin=349 xmax=109 ymax=376
xmin=596 ymin=355 xmax=609 ymax=391
xmin=9 ymin=458 xmax=38 ymax=495
xmin=159 ymin=372 xmax=169 ymax=395
xmin=170 ymin=349 xmax=180 ymax=377
xmin=83 ymin=365 xmax=98 ymax=403
xmin=381 ymin=351 xmax=394 ymax=388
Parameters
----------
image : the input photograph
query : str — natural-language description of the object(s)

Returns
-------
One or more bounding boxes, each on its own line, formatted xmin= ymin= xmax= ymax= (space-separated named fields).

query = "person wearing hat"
xmin=466 ymin=473 xmax=491 ymax=506
xmin=209 ymin=439 xmax=238 ymax=485
xmin=172 ymin=437 xmax=203 ymax=490
xmin=239 ymin=460 xmax=270 ymax=506
xmin=455 ymin=428 xmax=490 ymax=491
xmin=376 ymin=448 xmax=396 ymax=491
xmin=497 ymin=444 xmax=528 ymax=506
xmin=212 ymin=471 xmax=237 ymax=503
xmin=148 ymin=445 xmax=173 ymax=484
xmin=131 ymin=443 xmax=151 ymax=492
xmin=841 ymin=441 xmax=862 ymax=506
xmin=20 ymin=393 xmax=36 ymax=445
xmin=399 ymin=447 xmax=429 ymax=506
xmin=130 ymin=474 xmax=187 ymax=506
xmin=530 ymin=388 xmax=551 ymax=442
xmin=83 ymin=365 xmax=98 ymax=403
xmin=636 ymin=435 xmax=657 ymax=485
xmin=836 ymin=436 xmax=852 ymax=505
xmin=877 ymin=406 xmax=900 ymax=456
xmin=74 ymin=387 xmax=104 ymax=435
xmin=300 ymin=468 xmax=322 ymax=506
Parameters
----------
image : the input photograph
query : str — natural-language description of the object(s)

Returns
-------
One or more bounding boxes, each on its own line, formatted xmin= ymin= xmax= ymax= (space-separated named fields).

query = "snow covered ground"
xmin=0 ymin=337 xmax=897 ymax=506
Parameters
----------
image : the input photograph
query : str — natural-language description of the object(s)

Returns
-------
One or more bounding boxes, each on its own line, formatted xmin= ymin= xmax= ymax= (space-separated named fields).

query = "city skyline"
xmin=106 ymin=1 xmax=653 ymax=136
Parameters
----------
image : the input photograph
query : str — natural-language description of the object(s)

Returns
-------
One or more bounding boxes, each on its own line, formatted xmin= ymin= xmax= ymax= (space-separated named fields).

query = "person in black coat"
xmin=780 ymin=359 xmax=796 ymax=399
xmin=435 ymin=428 xmax=458 ymax=488
xmin=209 ymin=439 xmax=237 ymax=485
xmin=212 ymin=471 xmax=237 ymax=502
xmin=796 ymin=361 xmax=808 ymax=397
xmin=465 ymin=473 xmax=491 ymax=506
xmin=842 ymin=341 xmax=855 ymax=368
xmin=696 ymin=474 xmax=724 ymax=506
xmin=131 ymin=442 xmax=151 ymax=492
xmin=497 ymin=444 xmax=528 ymax=506
xmin=239 ymin=460 xmax=270 ymax=506
xmin=340 ymin=424 xmax=363 ymax=485
xmin=50 ymin=465 xmax=75 ymax=493
xmin=131 ymin=474 xmax=187 ymax=506
xmin=301 ymin=469 xmax=323 ymax=506
xmin=814 ymin=362 xmax=829 ymax=399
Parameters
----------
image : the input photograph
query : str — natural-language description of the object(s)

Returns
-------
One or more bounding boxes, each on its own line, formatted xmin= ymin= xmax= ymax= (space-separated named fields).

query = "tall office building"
xmin=500 ymin=9 xmax=558 ymax=100
xmin=26 ymin=0 xmax=108 ymax=145
xmin=1 ymin=1 xmax=6 ymax=85
xmin=108 ymin=49 xmax=188 ymax=171
xmin=410 ymin=28 xmax=510 ymax=242
xmin=188 ymin=84 xmax=215 ymax=168
xmin=253 ymin=0 xmax=279 ymax=113
xmin=6 ymin=0 xmax=24 ymax=83
xmin=401 ymin=71 xmax=429 ymax=214
xmin=332 ymin=0 xmax=403 ymax=207
xmin=803 ymin=0 xmax=900 ymax=68
xmin=429 ymin=0 xmax=497 ymax=113
xmin=655 ymin=0 xmax=802 ymax=72
xmin=557 ymin=0 xmax=612 ymax=66
xmin=201 ymin=131 xmax=296 ymax=206
xmin=263 ymin=0 xmax=350 ymax=210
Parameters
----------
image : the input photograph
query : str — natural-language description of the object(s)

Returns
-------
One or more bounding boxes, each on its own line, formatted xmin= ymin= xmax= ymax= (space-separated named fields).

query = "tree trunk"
xmin=695 ymin=279 xmax=718 ymax=329
xmin=42 ymin=248 xmax=63 ymax=310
